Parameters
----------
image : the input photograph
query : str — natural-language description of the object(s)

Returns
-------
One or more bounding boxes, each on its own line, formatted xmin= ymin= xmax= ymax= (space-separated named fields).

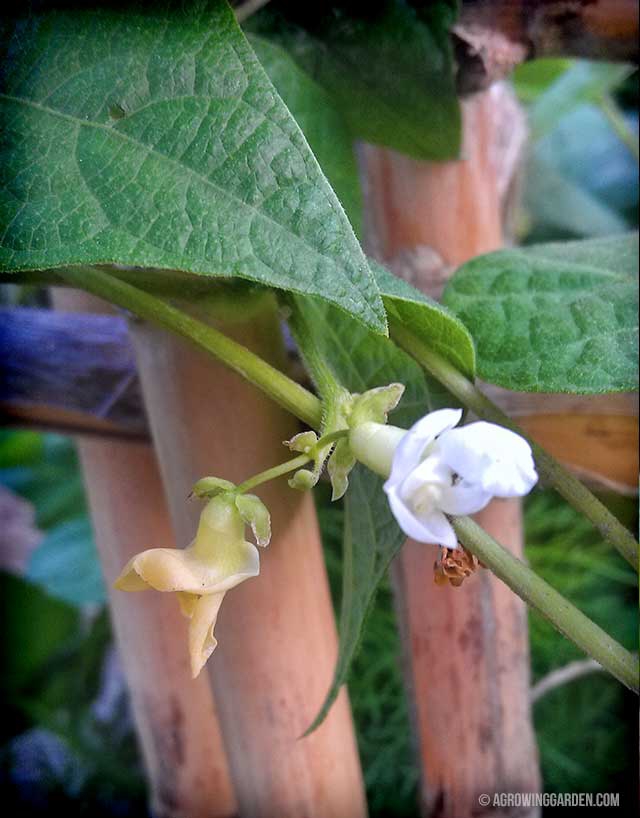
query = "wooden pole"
xmin=360 ymin=88 xmax=541 ymax=817
xmin=129 ymin=296 xmax=367 ymax=818
xmin=51 ymin=289 xmax=237 ymax=818
xmin=455 ymin=0 xmax=639 ymax=92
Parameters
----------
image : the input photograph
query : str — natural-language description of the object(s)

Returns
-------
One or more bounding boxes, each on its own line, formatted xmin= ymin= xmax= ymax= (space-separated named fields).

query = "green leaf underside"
xmin=0 ymin=1 xmax=385 ymax=331
xmin=293 ymin=294 xmax=450 ymax=429
xmin=443 ymin=234 xmax=639 ymax=394
xmin=371 ymin=260 xmax=476 ymax=379
xmin=306 ymin=465 xmax=406 ymax=733
xmin=251 ymin=1 xmax=461 ymax=161
xmin=294 ymin=294 xmax=455 ymax=731
xmin=247 ymin=34 xmax=362 ymax=236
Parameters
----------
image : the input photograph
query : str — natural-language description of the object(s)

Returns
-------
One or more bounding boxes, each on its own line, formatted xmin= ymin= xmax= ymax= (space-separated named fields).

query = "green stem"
xmin=285 ymin=296 xmax=350 ymax=406
xmin=237 ymin=453 xmax=311 ymax=494
xmin=453 ymin=515 xmax=639 ymax=693
xmin=236 ymin=429 xmax=349 ymax=493
xmin=599 ymin=94 xmax=639 ymax=164
xmin=390 ymin=316 xmax=639 ymax=569
xmin=59 ymin=266 xmax=323 ymax=429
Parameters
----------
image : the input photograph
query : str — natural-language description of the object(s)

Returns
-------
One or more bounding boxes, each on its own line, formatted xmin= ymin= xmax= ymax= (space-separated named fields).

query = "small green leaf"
xmin=371 ymin=260 xmax=476 ymax=379
xmin=252 ymin=1 xmax=461 ymax=160
xmin=27 ymin=517 xmax=106 ymax=607
xmin=527 ymin=61 xmax=633 ymax=140
xmin=0 ymin=1 xmax=385 ymax=331
xmin=442 ymin=234 xmax=639 ymax=394
xmin=306 ymin=465 xmax=405 ymax=733
xmin=512 ymin=58 xmax=573 ymax=104
xmin=0 ymin=571 xmax=79 ymax=692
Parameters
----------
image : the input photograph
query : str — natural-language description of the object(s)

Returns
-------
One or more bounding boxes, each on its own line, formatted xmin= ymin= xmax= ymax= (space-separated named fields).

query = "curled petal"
xmin=183 ymin=591 xmax=226 ymax=678
xmin=114 ymin=539 xmax=259 ymax=595
xmin=396 ymin=454 xmax=452 ymax=501
xmin=437 ymin=422 xmax=538 ymax=498
xmin=439 ymin=480 xmax=493 ymax=516
xmin=386 ymin=408 xmax=462 ymax=491
xmin=387 ymin=487 xmax=458 ymax=547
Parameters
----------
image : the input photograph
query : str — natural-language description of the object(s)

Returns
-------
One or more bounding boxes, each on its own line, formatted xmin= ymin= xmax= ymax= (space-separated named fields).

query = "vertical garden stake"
xmin=51 ymin=289 xmax=237 ymax=818
xmin=360 ymin=87 xmax=542 ymax=817
xmin=129 ymin=296 xmax=367 ymax=818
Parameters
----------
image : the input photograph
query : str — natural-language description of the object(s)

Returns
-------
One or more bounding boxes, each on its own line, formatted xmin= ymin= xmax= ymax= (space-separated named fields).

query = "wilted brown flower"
xmin=433 ymin=545 xmax=480 ymax=587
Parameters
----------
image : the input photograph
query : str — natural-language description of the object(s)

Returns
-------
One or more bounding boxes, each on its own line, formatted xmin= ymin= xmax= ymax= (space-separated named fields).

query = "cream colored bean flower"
xmin=115 ymin=492 xmax=270 ymax=677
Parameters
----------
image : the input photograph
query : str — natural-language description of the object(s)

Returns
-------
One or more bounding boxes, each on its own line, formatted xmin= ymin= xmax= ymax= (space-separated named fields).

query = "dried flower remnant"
xmin=433 ymin=545 xmax=480 ymax=587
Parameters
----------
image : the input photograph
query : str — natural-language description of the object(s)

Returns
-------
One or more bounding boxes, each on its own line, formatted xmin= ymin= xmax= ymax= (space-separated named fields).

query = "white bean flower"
xmin=350 ymin=408 xmax=538 ymax=549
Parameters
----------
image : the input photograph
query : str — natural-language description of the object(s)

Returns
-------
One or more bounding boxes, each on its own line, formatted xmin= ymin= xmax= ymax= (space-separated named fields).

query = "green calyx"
xmin=286 ymin=383 xmax=405 ymax=500
xmin=190 ymin=477 xmax=271 ymax=549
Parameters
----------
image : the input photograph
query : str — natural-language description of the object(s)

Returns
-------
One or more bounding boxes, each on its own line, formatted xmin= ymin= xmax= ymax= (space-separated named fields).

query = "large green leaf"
xmin=252 ymin=0 xmax=461 ymax=160
xmin=371 ymin=260 xmax=476 ymax=379
xmin=0 ymin=1 xmax=385 ymax=331
xmin=247 ymin=34 xmax=362 ymax=235
xmin=442 ymin=234 xmax=639 ymax=394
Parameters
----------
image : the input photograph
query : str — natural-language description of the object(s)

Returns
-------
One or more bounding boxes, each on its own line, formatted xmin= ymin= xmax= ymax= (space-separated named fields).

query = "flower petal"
xmin=437 ymin=421 xmax=538 ymax=497
xmin=385 ymin=408 xmax=463 ymax=491
xmin=115 ymin=540 xmax=259 ymax=595
xmin=439 ymin=480 xmax=493 ymax=515
xmin=186 ymin=592 xmax=226 ymax=678
xmin=397 ymin=454 xmax=452 ymax=502
xmin=113 ymin=559 xmax=153 ymax=591
xmin=387 ymin=488 xmax=457 ymax=547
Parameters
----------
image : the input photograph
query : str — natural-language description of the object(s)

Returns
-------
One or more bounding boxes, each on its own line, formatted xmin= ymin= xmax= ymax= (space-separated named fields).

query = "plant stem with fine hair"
xmin=59 ymin=266 xmax=323 ymax=429
xmin=453 ymin=515 xmax=639 ymax=692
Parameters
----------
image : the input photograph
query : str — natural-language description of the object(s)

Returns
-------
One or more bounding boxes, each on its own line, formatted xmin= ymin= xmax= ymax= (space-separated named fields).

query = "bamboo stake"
xmin=129 ymin=298 xmax=367 ymax=818
xmin=360 ymin=88 xmax=541 ymax=817
xmin=51 ymin=289 xmax=237 ymax=818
